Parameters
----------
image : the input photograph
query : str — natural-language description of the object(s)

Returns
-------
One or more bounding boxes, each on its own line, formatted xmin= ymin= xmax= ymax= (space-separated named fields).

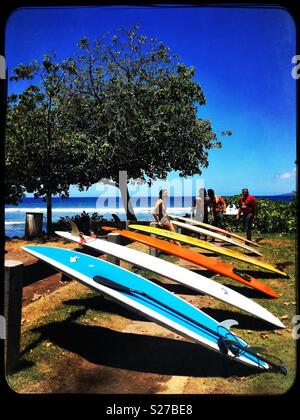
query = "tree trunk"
xmin=118 ymin=178 xmax=137 ymax=221
xmin=46 ymin=192 xmax=52 ymax=235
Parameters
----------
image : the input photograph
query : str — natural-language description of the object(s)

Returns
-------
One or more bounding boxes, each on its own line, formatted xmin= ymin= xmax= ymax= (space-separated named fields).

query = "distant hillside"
xmin=279 ymin=192 xmax=296 ymax=197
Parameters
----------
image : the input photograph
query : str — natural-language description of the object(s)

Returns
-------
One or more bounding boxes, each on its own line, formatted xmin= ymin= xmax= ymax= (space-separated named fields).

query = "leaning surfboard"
xmin=128 ymin=225 xmax=288 ymax=277
xmin=101 ymin=227 xmax=279 ymax=299
xmin=22 ymin=245 xmax=286 ymax=374
xmin=56 ymin=227 xmax=284 ymax=327
xmin=171 ymin=220 xmax=262 ymax=256
xmin=169 ymin=214 xmax=261 ymax=248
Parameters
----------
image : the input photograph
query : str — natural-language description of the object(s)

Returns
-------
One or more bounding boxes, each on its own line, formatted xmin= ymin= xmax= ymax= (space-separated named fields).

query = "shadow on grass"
xmin=219 ymin=283 xmax=276 ymax=300
xmin=201 ymin=307 xmax=278 ymax=331
xmin=30 ymin=317 xmax=262 ymax=378
xmin=186 ymin=269 xmax=217 ymax=278
xmin=64 ymin=296 xmax=147 ymax=321
xmin=199 ymin=252 xmax=221 ymax=258
xmin=7 ymin=359 xmax=35 ymax=374
xmin=236 ymin=270 xmax=288 ymax=280
xmin=75 ymin=247 xmax=103 ymax=258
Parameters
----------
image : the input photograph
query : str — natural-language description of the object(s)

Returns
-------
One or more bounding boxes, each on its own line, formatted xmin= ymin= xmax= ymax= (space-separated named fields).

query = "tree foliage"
xmin=5 ymin=53 xmax=87 ymax=232
xmin=64 ymin=23 xmax=231 ymax=188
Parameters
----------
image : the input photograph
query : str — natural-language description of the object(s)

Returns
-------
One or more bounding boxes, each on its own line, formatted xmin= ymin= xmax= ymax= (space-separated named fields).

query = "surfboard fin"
xmin=70 ymin=221 xmax=81 ymax=237
xmin=219 ymin=319 xmax=239 ymax=330
xmin=112 ymin=214 xmax=122 ymax=228
xmin=70 ymin=221 xmax=86 ymax=245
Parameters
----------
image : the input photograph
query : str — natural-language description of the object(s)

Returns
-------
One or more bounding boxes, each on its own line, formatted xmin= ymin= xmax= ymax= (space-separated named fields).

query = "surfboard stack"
xmin=22 ymin=217 xmax=289 ymax=375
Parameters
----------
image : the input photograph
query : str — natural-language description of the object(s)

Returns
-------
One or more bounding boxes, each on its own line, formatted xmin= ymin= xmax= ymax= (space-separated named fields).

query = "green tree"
xmin=5 ymin=53 xmax=86 ymax=234
xmin=64 ymin=24 xmax=231 ymax=219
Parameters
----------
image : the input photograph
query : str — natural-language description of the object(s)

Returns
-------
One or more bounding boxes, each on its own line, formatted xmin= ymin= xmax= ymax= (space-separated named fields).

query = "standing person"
xmin=152 ymin=189 xmax=181 ymax=246
xmin=192 ymin=188 xmax=208 ymax=223
xmin=207 ymin=189 xmax=227 ymax=229
xmin=236 ymin=188 xmax=258 ymax=241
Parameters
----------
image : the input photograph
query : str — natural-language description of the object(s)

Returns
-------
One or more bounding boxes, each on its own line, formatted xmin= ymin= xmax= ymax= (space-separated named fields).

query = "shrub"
xmin=223 ymin=196 xmax=296 ymax=233
xmin=51 ymin=211 xmax=108 ymax=235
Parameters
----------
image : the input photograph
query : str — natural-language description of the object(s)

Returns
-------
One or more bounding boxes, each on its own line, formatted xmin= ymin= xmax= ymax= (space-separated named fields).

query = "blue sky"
xmin=5 ymin=5 xmax=296 ymax=197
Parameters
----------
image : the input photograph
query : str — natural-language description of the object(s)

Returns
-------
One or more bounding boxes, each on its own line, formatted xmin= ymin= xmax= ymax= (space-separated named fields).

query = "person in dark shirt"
xmin=236 ymin=188 xmax=258 ymax=241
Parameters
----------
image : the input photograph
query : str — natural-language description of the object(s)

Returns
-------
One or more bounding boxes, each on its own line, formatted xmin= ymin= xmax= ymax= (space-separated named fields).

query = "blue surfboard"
xmin=22 ymin=245 xmax=286 ymax=374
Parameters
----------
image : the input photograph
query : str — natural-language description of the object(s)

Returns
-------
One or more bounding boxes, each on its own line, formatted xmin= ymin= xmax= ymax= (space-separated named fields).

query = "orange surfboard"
xmin=101 ymin=226 xmax=279 ymax=298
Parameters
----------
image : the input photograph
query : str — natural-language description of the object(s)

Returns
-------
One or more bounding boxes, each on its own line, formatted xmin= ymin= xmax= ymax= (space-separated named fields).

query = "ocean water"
xmin=5 ymin=194 xmax=294 ymax=238
xmin=5 ymin=196 xmax=191 ymax=237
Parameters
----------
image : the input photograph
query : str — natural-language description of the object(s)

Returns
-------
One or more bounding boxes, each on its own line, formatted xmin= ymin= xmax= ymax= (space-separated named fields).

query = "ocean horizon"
xmin=5 ymin=194 xmax=295 ymax=237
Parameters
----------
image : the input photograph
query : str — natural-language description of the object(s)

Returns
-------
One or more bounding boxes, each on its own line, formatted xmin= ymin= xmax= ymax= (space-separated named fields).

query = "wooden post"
xmin=149 ymin=222 xmax=158 ymax=257
xmin=4 ymin=260 xmax=24 ymax=374
xmin=106 ymin=233 xmax=121 ymax=266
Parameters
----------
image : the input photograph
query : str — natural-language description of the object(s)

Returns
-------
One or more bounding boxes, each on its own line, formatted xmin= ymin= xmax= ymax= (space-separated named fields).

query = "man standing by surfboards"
xmin=207 ymin=189 xmax=227 ymax=229
xmin=236 ymin=188 xmax=258 ymax=241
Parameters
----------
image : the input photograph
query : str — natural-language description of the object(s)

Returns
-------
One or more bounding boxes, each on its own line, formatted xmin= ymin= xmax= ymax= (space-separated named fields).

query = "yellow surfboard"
xmin=128 ymin=224 xmax=288 ymax=277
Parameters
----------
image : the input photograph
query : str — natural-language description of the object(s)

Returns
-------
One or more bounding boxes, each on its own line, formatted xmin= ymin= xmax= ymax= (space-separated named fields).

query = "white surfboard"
xmin=171 ymin=220 xmax=262 ymax=256
xmin=169 ymin=214 xmax=260 ymax=248
xmin=56 ymin=229 xmax=284 ymax=329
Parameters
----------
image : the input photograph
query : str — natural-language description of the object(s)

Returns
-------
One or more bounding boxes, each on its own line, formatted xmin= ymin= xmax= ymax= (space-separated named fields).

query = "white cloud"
xmin=275 ymin=168 xmax=296 ymax=180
